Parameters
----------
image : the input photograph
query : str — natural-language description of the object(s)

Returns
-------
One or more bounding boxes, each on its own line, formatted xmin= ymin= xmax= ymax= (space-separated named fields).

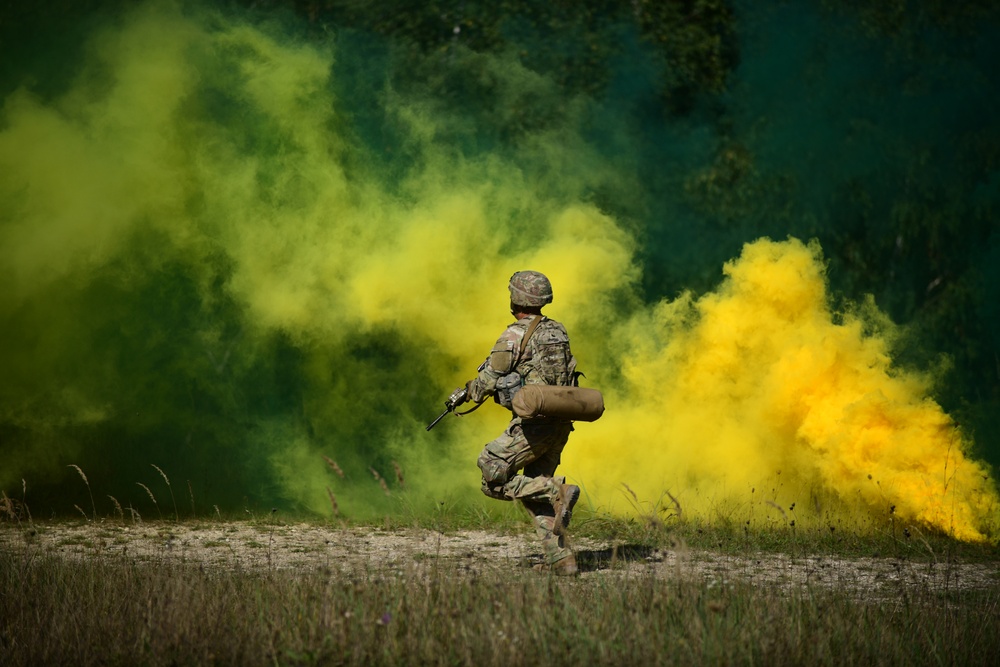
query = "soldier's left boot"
xmin=551 ymin=483 xmax=580 ymax=536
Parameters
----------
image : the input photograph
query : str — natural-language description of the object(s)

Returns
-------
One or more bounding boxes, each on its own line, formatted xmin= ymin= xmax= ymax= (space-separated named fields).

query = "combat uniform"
xmin=467 ymin=314 xmax=577 ymax=568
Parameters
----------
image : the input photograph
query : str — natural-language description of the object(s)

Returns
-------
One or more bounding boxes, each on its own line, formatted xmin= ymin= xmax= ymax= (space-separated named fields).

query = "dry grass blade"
xmin=326 ymin=487 xmax=340 ymax=517
xmin=665 ymin=490 xmax=683 ymax=521
xmin=151 ymin=464 xmax=170 ymax=486
xmin=137 ymin=482 xmax=162 ymax=519
xmin=137 ymin=482 xmax=157 ymax=504
xmin=68 ymin=464 xmax=89 ymax=485
xmin=0 ymin=491 xmax=14 ymax=520
xmin=322 ymin=455 xmax=345 ymax=478
xmin=369 ymin=467 xmax=391 ymax=496
xmin=151 ymin=464 xmax=179 ymax=521
xmin=107 ymin=495 xmax=124 ymax=520
xmin=20 ymin=479 xmax=32 ymax=523
xmin=766 ymin=500 xmax=789 ymax=523
xmin=67 ymin=464 xmax=97 ymax=520
xmin=392 ymin=461 xmax=405 ymax=489
xmin=622 ymin=482 xmax=639 ymax=504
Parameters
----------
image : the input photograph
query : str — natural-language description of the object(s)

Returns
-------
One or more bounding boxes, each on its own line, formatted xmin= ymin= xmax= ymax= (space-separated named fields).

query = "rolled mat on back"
xmin=512 ymin=384 xmax=605 ymax=421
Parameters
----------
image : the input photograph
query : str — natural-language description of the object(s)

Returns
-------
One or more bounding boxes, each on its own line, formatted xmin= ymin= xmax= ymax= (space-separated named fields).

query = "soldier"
xmin=458 ymin=270 xmax=582 ymax=575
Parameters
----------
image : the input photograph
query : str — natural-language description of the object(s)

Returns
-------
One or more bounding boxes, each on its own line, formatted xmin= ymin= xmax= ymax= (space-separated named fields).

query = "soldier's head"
xmin=508 ymin=270 xmax=552 ymax=315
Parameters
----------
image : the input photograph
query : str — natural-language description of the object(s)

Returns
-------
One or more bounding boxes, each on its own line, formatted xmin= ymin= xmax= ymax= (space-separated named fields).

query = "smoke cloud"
xmin=1 ymin=1 xmax=997 ymax=540
xmin=574 ymin=238 xmax=997 ymax=541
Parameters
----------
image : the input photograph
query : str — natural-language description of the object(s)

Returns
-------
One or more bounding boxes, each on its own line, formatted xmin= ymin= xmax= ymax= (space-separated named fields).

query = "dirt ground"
xmin=3 ymin=521 xmax=998 ymax=595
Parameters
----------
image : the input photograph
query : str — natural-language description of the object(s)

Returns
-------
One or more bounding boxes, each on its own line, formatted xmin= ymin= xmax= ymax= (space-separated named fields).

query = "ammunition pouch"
xmin=494 ymin=372 xmax=523 ymax=409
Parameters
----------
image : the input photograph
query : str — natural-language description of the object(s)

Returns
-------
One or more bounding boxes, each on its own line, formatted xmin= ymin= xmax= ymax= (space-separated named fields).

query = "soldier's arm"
xmin=467 ymin=326 xmax=522 ymax=403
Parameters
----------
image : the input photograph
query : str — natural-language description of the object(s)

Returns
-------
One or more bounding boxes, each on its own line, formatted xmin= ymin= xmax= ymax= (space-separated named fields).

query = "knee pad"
xmin=477 ymin=450 xmax=510 ymax=485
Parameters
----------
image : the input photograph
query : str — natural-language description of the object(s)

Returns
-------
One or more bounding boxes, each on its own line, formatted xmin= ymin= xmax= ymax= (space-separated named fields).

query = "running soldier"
xmin=456 ymin=270 xmax=582 ymax=575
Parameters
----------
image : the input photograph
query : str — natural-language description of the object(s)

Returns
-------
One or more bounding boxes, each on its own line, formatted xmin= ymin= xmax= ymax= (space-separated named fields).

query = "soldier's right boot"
xmin=552 ymin=484 xmax=580 ymax=536
xmin=532 ymin=512 xmax=576 ymax=575
xmin=549 ymin=551 xmax=579 ymax=576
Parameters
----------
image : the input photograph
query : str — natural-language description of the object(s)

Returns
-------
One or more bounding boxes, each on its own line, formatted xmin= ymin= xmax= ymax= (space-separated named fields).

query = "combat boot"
xmin=552 ymin=483 xmax=580 ymax=536
xmin=550 ymin=552 xmax=579 ymax=577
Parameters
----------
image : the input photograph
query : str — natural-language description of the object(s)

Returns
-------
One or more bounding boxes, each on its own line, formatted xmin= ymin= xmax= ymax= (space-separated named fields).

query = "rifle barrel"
xmin=425 ymin=409 xmax=450 ymax=431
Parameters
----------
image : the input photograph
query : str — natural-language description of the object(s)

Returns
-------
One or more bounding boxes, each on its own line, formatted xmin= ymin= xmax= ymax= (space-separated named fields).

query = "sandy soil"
xmin=2 ymin=521 xmax=998 ymax=596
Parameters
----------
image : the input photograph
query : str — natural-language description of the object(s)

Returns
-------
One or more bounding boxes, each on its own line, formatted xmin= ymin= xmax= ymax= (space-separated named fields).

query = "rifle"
xmin=425 ymin=386 xmax=470 ymax=431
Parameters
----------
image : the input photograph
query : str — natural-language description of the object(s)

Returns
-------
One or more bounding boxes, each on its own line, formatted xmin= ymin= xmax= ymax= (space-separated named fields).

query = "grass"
xmin=2 ymin=462 xmax=998 ymax=665
xmin=1 ymin=529 xmax=997 ymax=667
xmin=2 ymin=510 xmax=999 ymax=667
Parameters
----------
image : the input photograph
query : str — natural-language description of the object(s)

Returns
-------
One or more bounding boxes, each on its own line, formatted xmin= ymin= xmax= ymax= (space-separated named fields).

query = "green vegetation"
xmin=4 ymin=483 xmax=998 ymax=664
xmin=2 ymin=514 xmax=998 ymax=666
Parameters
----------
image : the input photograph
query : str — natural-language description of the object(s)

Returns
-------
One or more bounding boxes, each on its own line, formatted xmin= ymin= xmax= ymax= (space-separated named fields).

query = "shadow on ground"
xmin=523 ymin=544 xmax=660 ymax=572
xmin=576 ymin=544 xmax=661 ymax=572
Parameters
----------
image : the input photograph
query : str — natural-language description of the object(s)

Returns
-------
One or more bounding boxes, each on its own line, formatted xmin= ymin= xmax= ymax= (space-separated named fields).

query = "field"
xmin=2 ymin=510 xmax=999 ymax=666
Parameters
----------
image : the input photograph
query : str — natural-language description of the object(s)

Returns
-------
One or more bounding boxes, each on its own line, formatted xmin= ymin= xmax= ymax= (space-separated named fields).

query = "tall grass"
xmin=0 ymin=542 xmax=996 ymax=667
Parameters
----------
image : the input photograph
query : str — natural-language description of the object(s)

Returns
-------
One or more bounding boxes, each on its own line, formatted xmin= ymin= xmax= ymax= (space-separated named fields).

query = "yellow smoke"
xmin=569 ymin=238 xmax=999 ymax=542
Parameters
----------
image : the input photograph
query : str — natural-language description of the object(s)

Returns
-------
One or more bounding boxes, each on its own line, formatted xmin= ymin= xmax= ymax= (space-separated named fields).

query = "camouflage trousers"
xmin=477 ymin=419 xmax=575 ymax=566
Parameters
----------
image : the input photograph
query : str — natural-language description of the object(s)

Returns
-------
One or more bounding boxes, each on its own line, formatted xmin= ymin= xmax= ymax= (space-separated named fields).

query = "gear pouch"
xmin=494 ymin=372 xmax=523 ymax=409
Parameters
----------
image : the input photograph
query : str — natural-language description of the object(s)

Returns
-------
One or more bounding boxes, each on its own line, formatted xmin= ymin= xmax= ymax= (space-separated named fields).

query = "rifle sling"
xmin=518 ymin=315 xmax=544 ymax=361
xmin=456 ymin=401 xmax=484 ymax=416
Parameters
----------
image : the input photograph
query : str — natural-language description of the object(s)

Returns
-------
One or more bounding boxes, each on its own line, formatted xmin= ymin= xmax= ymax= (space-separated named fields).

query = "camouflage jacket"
xmin=468 ymin=315 xmax=577 ymax=411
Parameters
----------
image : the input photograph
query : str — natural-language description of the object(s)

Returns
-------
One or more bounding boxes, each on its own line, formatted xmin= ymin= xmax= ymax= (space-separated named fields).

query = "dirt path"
xmin=3 ymin=522 xmax=998 ymax=595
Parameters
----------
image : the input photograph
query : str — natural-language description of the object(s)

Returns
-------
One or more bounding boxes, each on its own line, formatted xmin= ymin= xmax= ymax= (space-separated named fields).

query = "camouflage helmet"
xmin=508 ymin=270 xmax=553 ymax=307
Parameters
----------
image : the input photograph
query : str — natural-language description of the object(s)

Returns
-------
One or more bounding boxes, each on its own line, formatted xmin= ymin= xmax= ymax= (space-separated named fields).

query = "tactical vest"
xmin=493 ymin=317 xmax=576 ymax=409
